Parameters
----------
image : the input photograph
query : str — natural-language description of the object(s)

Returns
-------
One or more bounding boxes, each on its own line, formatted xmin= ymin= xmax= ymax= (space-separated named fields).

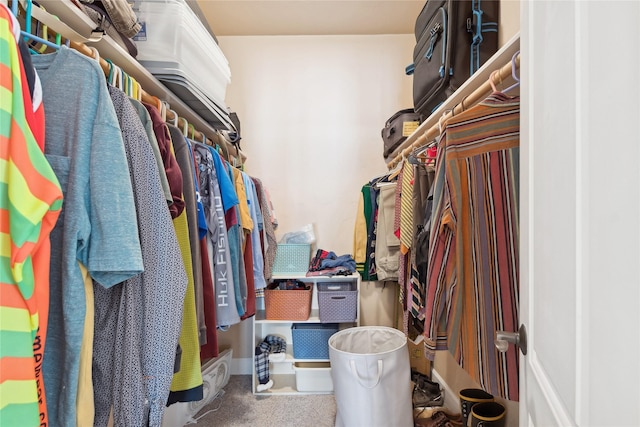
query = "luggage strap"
xmin=468 ymin=0 xmax=498 ymax=75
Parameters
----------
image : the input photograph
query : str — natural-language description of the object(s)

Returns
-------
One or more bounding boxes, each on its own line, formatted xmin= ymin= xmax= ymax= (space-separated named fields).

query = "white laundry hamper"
xmin=328 ymin=326 xmax=413 ymax=427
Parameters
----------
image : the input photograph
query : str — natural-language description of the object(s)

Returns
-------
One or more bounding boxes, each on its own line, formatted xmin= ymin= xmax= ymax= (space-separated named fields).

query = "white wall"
xmin=219 ymin=34 xmax=414 ymax=254
xmin=216 ymin=34 xmax=414 ymax=363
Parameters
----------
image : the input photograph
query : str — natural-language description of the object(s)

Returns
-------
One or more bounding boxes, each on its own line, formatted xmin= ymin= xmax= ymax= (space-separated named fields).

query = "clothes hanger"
xmin=129 ymin=75 xmax=137 ymax=99
xmin=129 ymin=75 xmax=140 ymax=100
xmin=438 ymin=109 xmax=451 ymax=134
xmin=168 ymin=108 xmax=179 ymax=127
xmin=31 ymin=9 xmax=60 ymax=54
xmin=17 ymin=0 xmax=60 ymax=52
xmin=113 ymin=64 xmax=123 ymax=91
xmin=387 ymin=155 xmax=404 ymax=180
xmin=501 ymin=51 xmax=520 ymax=93
xmin=407 ymin=148 xmax=422 ymax=166
xmin=132 ymin=78 xmax=139 ymax=100
xmin=123 ymin=70 xmax=131 ymax=96
xmin=489 ymin=69 xmax=501 ymax=93
xmin=160 ymin=101 xmax=170 ymax=123
xmin=135 ymin=79 xmax=142 ymax=102
xmin=179 ymin=117 xmax=189 ymax=137
xmin=411 ymin=139 xmax=438 ymax=167
xmin=87 ymin=46 xmax=100 ymax=62
xmin=105 ymin=58 xmax=116 ymax=86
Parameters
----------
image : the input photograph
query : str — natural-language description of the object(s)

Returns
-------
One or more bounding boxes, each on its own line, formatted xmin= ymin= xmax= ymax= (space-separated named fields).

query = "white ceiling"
xmin=194 ymin=1 xmax=424 ymax=36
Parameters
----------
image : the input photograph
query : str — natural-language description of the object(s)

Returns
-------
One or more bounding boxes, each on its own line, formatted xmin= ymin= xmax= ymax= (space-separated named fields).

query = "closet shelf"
xmin=255 ymin=308 xmax=322 ymax=323
xmin=268 ymin=348 xmax=329 ymax=364
xmin=258 ymin=374 xmax=333 ymax=396
xmin=253 ymin=274 xmax=361 ymax=395
xmin=38 ymin=0 xmax=245 ymax=161
xmin=386 ymin=32 xmax=521 ymax=169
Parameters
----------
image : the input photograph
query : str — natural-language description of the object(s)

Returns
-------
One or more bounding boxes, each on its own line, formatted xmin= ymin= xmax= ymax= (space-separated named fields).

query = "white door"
xmin=520 ymin=1 xmax=640 ymax=425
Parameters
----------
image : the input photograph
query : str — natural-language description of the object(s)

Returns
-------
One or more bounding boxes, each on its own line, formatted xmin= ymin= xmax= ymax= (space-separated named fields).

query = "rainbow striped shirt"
xmin=0 ymin=5 xmax=63 ymax=425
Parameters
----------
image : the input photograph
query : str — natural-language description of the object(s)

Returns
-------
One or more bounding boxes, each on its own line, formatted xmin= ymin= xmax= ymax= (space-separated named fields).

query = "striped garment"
xmin=423 ymin=93 xmax=520 ymax=401
xmin=0 ymin=5 xmax=63 ymax=425
xmin=400 ymin=160 xmax=414 ymax=254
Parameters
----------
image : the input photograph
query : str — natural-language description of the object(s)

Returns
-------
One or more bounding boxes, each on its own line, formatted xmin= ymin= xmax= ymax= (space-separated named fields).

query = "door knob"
xmin=495 ymin=324 xmax=527 ymax=355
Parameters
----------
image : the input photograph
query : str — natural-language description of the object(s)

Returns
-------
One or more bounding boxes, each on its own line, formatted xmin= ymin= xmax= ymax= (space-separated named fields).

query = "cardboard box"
xmin=407 ymin=336 xmax=431 ymax=376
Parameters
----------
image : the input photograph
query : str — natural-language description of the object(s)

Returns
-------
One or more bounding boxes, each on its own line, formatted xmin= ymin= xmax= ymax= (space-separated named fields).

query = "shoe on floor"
xmin=412 ymin=381 xmax=443 ymax=408
xmin=411 ymin=370 xmax=441 ymax=395
xmin=414 ymin=408 xmax=463 ymax=427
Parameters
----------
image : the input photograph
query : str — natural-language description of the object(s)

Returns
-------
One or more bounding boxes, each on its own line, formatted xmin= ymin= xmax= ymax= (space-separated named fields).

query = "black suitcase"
xmin=381 ymin=109 xmax=421 ymax=161
xmin=406 ymin=0 xmax=499 ymax=119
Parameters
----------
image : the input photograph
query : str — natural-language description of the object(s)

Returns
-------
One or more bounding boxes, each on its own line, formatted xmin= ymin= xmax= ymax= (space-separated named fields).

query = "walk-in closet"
xmin=2 ymin=0 xmax=639 ymax=426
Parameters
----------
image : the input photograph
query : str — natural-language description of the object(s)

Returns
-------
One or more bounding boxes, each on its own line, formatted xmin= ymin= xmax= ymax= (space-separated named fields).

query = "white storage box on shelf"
xmin=134 ymin=0 xmax=232 ymax=128
xmin=293 ymin=362 xmax=334 ymax=392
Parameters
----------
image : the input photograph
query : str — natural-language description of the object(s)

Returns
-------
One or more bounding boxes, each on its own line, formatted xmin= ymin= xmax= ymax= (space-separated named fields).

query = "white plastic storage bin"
xmin=293 ymin=362 xmax=333 ymax=392
xmin=134 ymin=0 xmax=230 ymax=105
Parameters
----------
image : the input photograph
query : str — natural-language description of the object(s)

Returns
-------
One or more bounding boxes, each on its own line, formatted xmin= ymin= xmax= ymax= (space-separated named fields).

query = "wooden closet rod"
xmin=387 ymin=53 xmax=520 ymax=170
xmin=68 ymin=40 xmax=213 ymax=146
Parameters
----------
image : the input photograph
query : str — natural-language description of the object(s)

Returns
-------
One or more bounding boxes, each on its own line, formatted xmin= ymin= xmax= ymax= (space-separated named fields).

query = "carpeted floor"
xmin=188 ymin=375 xmax=337 ymax=426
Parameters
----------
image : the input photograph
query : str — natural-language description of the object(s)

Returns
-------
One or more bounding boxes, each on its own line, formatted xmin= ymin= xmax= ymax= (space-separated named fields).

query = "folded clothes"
xmin=320 ymin=253 xmax=356 ymax=271
xmin=306 ymin=266 xmax=353 ymax=277
xmin=309 ymin=249 xmax=356 ymax=273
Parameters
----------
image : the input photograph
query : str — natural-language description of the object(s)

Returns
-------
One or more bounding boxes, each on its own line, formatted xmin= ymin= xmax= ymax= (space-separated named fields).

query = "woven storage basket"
xmin=317 ymin=282 xmax=358 ymax=323
xmin=272 ymin=244 xmax=311 ymax=275
xmin=292 ymin=323 xmax=339 ymax=359
xmin=264 ymin=283 xmax=313 ymax=320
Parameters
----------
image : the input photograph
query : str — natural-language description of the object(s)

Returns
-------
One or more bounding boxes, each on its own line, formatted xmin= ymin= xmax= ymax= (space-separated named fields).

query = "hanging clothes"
xmin=355 ymin=181 xmax=378 ymax=281
xmin=128 ymin=99 xmax=173 ymax=207
xmin=3 ymin=4 xmax=281 ymax=423
xmin=179 ymin=137 xmax=219 ymax=361
xmin=424 ymin=92 xmax=520 ymax=401
xmin=232 ymin=167 xmax=252 ymax=314
xmin=226 ymin=164 xmax=247 ymax=318
xmin=167 ymin=125 xmax=208 ymax=346
xmin=392 ymin=166 xmax=406 ymax=305
xmin=92 ymin=86 xmax=188 ymax=427
xmin=30 ymin=46 xmax=144 ymax=427
xmin=239 ymin=173 xmax=267 ymax=320
xmin=398 ymin=160 xmax=416 ymax=333
xmin=143 ymin=103 xmax=184 ymax=218
xmin=76 ymin=262 xmax=95 ymax=426
xmin=244 ymin=174 xmax=267 ymax=291
xmin=353 ymin=190 xmax=368 ymax=275
xmin=409 ymin=162 xmax=436 ymax=321
xmin=0 ymin=6 xmax=63 ymax=426
xmin=193 ymin=143 xmax=241 ymax=328
xmin=399 ymin=160 xmax=415 ymax=254
xmin=375 ymin=182 xmax=400 ymax=281
xmin=137 ymin=103 xmax=203 ymax=406
xmin=252 ymin=177 xmax=277 ymax=282
xmin=215 ymin=157 xmax=242 ymax=316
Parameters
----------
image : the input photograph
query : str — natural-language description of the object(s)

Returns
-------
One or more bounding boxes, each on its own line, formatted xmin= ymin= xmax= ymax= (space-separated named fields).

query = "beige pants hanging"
xmin=375 ymin=183 xmax=400 ymax=281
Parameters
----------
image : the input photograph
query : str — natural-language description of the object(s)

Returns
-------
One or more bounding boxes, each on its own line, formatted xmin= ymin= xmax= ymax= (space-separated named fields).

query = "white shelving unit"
xmin=252 ymin=273 xmax=361 ymax=395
